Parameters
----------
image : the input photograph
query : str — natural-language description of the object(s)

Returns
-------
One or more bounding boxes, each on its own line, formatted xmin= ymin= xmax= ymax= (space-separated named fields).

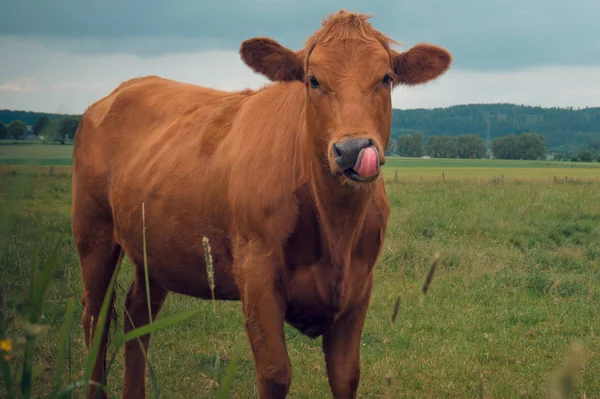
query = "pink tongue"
xmin=354 ymin=146 xmax=378 ymax=177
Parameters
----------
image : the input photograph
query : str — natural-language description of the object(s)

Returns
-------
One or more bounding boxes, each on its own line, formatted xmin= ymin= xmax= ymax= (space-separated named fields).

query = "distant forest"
xmin=0 ymin=110 xmax=71 ymax=127
xmin=390 ymin=104 xmax=600 ymax=151
xmin=2 ymin=103 xmax=600 ymax=152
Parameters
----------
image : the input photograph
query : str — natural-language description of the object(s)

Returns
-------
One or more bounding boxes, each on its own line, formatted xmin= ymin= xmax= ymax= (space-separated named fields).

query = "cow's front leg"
xmin=322 ymin=276 xmax=373 ymax=399
xmin=238 ymin=249 xmax=291 ymax=399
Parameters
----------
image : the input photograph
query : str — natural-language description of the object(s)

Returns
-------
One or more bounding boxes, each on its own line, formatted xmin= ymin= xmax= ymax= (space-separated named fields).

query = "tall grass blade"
xmin=52 ymin=298 xmax=75 ymax=394
xmin=68 ymin=315 xmax=72 ymax=399
xmin=216 ymin=344 xmax=242 ymax=399
xmin=21 ymin=235 xmax=61 ymax=399
xmin=121 ymin=309 xmax=202 ymax=344
xmin=421 ymin=252 xmax=440 ymax=296
xmin=202 ymin=237 xmax=216 ymax=315
xmin=141 ymin=202 xmax=159 ymax=399
xmin=391 ymin=296 xmax=400 ymax=323
xmin=83 ymin=257 xmax=122 ymax=393
xmin=1 ymin=355 xmax=15 ymax=399
xmin=211 ymin=353 xmax=222 ymax=399
xmin=27 ymin=236 xmax=60 ymax=323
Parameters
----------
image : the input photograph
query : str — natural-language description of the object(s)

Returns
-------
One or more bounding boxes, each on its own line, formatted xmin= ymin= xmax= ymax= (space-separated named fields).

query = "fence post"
xmin=49 ymin=165 xmax=54 ymax=175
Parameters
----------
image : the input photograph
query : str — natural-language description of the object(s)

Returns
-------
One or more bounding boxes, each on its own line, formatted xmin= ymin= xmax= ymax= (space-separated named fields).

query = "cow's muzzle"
xmin=332 ymin=138 xmax=381 ymax=182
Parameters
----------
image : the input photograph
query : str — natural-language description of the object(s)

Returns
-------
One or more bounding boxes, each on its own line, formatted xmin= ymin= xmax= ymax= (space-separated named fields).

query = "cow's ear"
xmin=240 ymin=37 xmax=304 ymax=82
xmin=391 ymin=44 xmax=452 ymax=86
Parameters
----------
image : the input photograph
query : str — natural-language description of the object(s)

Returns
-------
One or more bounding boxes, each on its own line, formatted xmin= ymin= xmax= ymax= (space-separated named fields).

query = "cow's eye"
xmin=309 ymin=76 xmax=320 ymax=89
xmin=382 ymin=74 xmax=392 ymax=85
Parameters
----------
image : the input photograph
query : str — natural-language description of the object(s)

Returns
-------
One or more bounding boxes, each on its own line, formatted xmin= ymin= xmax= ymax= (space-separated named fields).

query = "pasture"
xmin=1 ymin=145 xmax=599 ymax=398
xmin=1 ymin=143 xmax=600 ymax=180
xmin=0 ymin=143 xmax=74 ymax=166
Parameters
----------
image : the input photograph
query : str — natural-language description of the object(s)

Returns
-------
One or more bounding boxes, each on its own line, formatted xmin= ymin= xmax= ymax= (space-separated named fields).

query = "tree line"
xmin=390 ymin=131 xmax=600 ymax=162
xmin=0 ymin=116 xmax=80 ymax=144
xmin=391 ymin=103 xmax=600 ymax=150
xmin=2 ymin=103 xmax=600 ymax=151
xmin=391 ymin=132 xmax=495 ymax=159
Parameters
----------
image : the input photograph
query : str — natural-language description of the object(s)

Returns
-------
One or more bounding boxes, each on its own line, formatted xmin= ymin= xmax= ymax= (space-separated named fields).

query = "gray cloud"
xmin=1 ymin=0 xmax=599 ymax=70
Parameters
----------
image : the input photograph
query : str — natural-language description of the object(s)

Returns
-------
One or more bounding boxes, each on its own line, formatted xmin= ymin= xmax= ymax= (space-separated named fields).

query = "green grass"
xmin=1 ymin=165 xmax=599 ymax=398
xmin=0 ymin=144 xmax=73 ymax=166
xmin=382 ymin=157 xmax=600 ymax=182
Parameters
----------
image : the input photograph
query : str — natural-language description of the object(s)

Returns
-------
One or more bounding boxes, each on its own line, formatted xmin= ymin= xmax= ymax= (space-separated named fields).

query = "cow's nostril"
xmin=333 ymin=143 xmax=342 ymax=157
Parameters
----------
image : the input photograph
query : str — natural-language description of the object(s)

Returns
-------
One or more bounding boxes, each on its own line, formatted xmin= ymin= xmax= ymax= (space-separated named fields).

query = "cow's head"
xmin=240 ymin=10 xmax=452 ymax=186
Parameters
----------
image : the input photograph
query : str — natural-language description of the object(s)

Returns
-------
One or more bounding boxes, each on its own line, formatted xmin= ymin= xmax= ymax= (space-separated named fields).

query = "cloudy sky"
xmin=1 ymin=0 xmax=599 ymax=114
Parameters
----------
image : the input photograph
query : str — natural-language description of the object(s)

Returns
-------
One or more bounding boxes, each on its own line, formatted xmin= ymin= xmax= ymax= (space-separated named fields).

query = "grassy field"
xmin=0 ymin=143 xmax=74 ymax=166
xmin=1 ymin=143 xmax=600 ymax=181
xmin=1 ymin=155 xmax=599 ymax=397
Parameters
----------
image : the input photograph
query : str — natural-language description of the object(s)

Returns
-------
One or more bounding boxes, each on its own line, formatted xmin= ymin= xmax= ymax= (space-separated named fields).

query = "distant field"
xmin=1 ymin=144 xmax=599 ymax=181
xmin=383 ymin=157 xmax=600 ymax=181
xmin=0 ymin=143 xmax=73 ymax=165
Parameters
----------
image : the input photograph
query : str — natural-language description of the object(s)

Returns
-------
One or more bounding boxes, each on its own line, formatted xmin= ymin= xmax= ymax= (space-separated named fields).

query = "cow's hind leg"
xmin=73 ymin=201 xmax=122 ymax=399
xmin=122 ymin=269 xmax=168 ymax=399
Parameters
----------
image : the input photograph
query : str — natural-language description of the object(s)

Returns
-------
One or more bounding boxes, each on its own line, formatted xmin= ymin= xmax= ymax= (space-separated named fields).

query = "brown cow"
xmin=72 ymin=9 xmax=451 ymax=399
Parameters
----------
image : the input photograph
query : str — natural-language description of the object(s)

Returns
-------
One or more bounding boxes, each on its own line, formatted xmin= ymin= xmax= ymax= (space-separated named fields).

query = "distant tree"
xmin=455 ymin=134 xmax=487 ymax=159
xmin=492 ymin=133 xmax=546 ymax=160
xmin=426 ymin=135 xmax=454 ymax=158
xmin=396 ymin=134 xmax=412 ymax=156
xmin=587 ymin=137 xmax=600 ymax=152
xmin=32 ymin=116 xmax=52 ymax=136
xmin=0 ymin=121 xmax=7 ymax=139
xmin=579 ymin=150 xmax=594 ymax=163
xmin=492 ymin=134 xmax=519 ymax=160
xmin=8 ymin=120 xmax=27 ymax=141
xmin=57 ymin=117 xmax=80 ymax=144
xmin=519 ymin=133 xmax=546 ymax=160
xmin=410 ymin=132 xmax=424 ymax=157
xmin=425 ymin=135 xmax=440 ymax=157
xmin=425 ymin=134 xmax=487 ymax=159
xmin=396 ymin=132 xmax=423 ymax=157
xmin=597 ymin=153 xmax=600 ymax=163
xmin=439 ymin=134 xmax=458 ymax=158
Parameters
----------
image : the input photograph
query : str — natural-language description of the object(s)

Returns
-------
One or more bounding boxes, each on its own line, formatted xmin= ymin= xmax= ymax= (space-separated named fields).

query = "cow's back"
xmin=73 ymin=76 xmax=250 ymax=207
xmin=74 ymin=76 xmax=242 ymax=180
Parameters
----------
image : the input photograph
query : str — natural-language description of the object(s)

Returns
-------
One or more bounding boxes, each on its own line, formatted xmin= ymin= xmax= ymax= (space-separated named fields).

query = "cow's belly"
xmin=119 ymin=222 xmax=241 ymax=300
xmin=111 ymin=180 xmax=240 ymax=300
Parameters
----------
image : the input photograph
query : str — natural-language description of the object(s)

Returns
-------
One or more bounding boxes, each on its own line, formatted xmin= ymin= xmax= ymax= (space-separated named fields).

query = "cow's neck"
xmin=305 ymin=164 xmax=375 ymax=312
xmin=310 ymin=160 xmax=374 ymax=268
